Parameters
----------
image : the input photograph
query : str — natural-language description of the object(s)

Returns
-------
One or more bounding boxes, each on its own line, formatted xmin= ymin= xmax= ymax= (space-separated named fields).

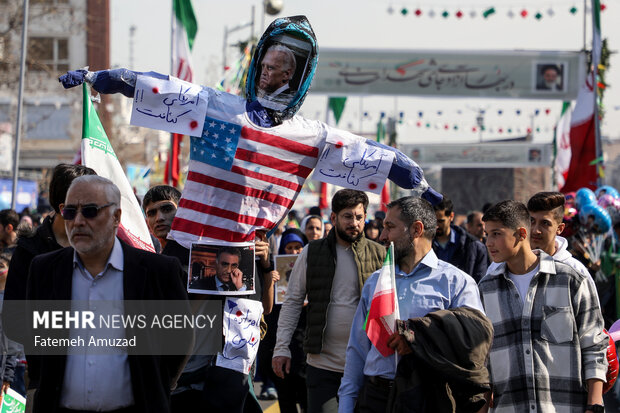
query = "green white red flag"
xmin=172 ymin=0 xmax=196 ymax=82
xmin=364 ymin=243 xmax=400 ymax=357
xmin=554 ymin=101 xmax=571 ymax=190
xmin=560 ymin=0 xmax=601 ymax=192
xmin=82 ymin=83 xmax=155 ymax=252
xmin=167 ymin=0 xmax=197 ymax=186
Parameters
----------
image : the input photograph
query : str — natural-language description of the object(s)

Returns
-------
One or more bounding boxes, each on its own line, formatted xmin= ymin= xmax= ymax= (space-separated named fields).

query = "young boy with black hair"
xmin=478 ymin=200 xmax=608 ymax=413
xmin=527 ymin=192 xmax=592 ymax=279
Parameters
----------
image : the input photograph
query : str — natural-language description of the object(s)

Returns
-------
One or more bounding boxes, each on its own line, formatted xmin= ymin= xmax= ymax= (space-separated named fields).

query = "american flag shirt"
xmin=169 ymin=87 xmax=326 ymax=247
xmin=478 ymin=252 xmax=607 ymax=413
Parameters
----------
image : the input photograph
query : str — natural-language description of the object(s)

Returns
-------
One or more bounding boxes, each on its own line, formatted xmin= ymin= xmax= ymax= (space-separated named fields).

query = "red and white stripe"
xmin=169 ymin=93 xmax=326 ymax=247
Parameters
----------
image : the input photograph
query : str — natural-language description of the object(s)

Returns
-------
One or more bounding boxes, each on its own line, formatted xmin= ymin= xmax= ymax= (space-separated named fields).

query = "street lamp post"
xmin=222 ymin=6 xmax=255 ymax=72
xmin=11 ymin=0 xmax=29 ymax=210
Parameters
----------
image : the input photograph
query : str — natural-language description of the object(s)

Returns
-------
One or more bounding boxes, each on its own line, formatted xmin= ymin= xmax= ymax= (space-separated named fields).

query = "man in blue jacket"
xmin=432 ymin=195 xmax=488 ymax=282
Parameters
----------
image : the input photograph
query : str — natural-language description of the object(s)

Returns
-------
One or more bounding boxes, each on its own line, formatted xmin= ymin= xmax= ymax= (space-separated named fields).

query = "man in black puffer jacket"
xmin=432 ymin=196 xmax=488 ymax=282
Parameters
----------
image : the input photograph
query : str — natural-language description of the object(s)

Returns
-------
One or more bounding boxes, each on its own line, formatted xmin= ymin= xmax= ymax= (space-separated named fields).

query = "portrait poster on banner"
xmin=187 ymin=242 xmax=255 ymax=295
xmin=255 ymin=33 xmax=313 ymax=111
xmin=533 ymin=62 xmax=567 ymax=93
xmin=274 ymin=254 xmax=299 ymax=304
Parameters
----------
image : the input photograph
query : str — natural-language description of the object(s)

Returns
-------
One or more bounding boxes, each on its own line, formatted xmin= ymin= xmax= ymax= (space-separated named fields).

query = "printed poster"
xmin=216 ymin=298 xmax=263 ymax=374
xmin=274 ymin=254 xmax=299 ymax=304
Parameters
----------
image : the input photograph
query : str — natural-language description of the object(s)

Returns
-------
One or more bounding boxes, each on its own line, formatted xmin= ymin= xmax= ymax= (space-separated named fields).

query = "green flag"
xmin=328 ymin=97 xmax=347 ymax=125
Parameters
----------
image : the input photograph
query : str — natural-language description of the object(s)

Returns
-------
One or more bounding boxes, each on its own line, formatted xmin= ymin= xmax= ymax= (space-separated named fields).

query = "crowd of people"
xmin=0 ymin=162 xmax=616 ymax=413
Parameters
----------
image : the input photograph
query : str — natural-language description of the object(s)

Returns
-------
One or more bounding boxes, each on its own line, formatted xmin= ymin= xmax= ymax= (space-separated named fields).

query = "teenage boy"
xmin=527 ymin=191 xmax=592 ymax=280
xmin=478 ymin=200 xmax=607 ymax=413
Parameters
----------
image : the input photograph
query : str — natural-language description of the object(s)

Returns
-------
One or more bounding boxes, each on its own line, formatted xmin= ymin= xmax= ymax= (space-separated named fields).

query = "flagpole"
xmin=10 ymin=0 xmax=29 ymax=210
xmin=168 ymin=0 xmax=175 ymax=186
xmin=389 ymin=242 xmax=400 ymax=371
xmin=592 ymin=0 xmax=602 ymax=187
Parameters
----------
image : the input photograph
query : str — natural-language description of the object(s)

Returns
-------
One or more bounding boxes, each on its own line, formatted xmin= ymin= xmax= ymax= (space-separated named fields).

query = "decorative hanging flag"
xmin=386 ymin=4 xmax=593 ymax=20
xmin=482 ymin=7 xmax=496 ymax=18
xmin=82 ymin=84 xmax=155 ymax=252
xmin=329 ymin=97 xmax=347 ymax=125
xmin=364 ymin=243 xmax=399 ymax=357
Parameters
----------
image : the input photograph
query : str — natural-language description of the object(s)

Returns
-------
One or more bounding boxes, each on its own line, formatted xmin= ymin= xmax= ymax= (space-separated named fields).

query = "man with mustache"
xmin=3 ymin=163 xmax=96 ymax=412
xmin=338 ymin=196 xmax=485 ymax=412
xmin=25 ymin=176 xmax=192 ymax=413
xmin=272 ymin=189 xmax=385 ymax=413
xmin=189 ymin=247 xmax=246 ymax=292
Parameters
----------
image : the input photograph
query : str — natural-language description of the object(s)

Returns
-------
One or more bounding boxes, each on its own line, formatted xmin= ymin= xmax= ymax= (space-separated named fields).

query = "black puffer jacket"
xmin=434 ymin=225 xmax=488 ymax=282
xmin=3 ymin=214 xmax=62 ymax=389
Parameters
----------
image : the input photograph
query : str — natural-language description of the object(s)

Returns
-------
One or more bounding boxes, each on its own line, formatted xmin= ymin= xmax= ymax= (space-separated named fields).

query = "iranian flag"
xmin=82 ymin=83 xmax=155 ymax=252
xmin=364 ymin=243 xmax=400 ymax=357
xmin=554 ymin=102 xmax=572 ymax=190
xmin=166 ymin=0 xmax=197 ymax=186
xmin=172 ymin=0 xmax=196 ymax=83
xmin=560 ymin=0 xmax=601 ymax=192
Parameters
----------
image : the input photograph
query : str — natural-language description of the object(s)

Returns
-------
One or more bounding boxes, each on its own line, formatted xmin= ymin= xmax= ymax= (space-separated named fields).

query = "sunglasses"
xmin=61 ymin=202 xmax=116 ymax=221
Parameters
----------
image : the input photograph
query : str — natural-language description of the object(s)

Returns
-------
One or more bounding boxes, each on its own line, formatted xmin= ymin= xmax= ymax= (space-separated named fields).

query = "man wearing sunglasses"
xmin=25 ymin=175 xmax=192 ymax=413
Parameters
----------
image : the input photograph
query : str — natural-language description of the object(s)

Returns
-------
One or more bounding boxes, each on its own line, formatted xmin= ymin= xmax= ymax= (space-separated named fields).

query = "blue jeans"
xmin=11 ymin=363 xmax=26 ymax=397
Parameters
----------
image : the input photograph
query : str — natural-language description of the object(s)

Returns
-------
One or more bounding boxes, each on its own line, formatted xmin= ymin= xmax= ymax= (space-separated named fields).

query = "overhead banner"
xmin=312 ymin=49 xmax=585 ymax=100
xmin=399 ymin=143 xmax=552 ymax=168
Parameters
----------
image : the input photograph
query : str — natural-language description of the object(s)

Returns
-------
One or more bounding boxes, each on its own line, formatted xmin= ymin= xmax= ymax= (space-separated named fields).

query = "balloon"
xmin=575 ymin=188 xmax=597 ymax=210
xmin=598 ymin=194 xmax=615 ymax=208
xmin=603 ymin=330 xmax=618 ymax=394
xmin=595 ymin=185 xmax=619 ymax=199
xmin=564 ymin=192 xmax=576 ymax=208
xmin=607 ymin=206 xmax=620 ymax=225
xmin=579 ymin=204 xmax=612 ymax=233
xmin=564 ymin=206 xmax=578 ymax=220
xmin=564 ymin=191 xmax=576 ymax=203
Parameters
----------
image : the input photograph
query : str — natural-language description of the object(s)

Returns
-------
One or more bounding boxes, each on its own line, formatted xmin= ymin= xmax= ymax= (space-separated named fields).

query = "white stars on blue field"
xmin=190 ymin=117 xmax=241 ymax=170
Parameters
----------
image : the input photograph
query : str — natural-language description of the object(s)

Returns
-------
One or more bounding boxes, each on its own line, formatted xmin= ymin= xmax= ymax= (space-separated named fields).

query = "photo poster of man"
xmin=534 ymin=62 xmax=567 ymax=92
xmin=188 ymin=242 xmax=255 ymax=295
xmin=274 ymin=254 xmax=299 ymax=304
xmin=255 ymin=33 xmax=313 ymax=111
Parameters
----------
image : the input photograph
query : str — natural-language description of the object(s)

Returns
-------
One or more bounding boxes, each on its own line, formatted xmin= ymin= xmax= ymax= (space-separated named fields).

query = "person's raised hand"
xmin=231 ymin=268 xmax=244 ymax=290
xmin=255 ymin=240 xmax=271 ymax=269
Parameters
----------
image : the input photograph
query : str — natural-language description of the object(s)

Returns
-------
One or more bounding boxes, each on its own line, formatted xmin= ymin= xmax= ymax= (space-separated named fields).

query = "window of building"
xmin=30 ymin=0 xmax=69 ymax=4
xmin=0 ymin=104 xmax=10 ymax=124
xmin=27 ymin=37 xmax=69 ymax=74
xmin=24 ymin=104 xmax=70 ymax=140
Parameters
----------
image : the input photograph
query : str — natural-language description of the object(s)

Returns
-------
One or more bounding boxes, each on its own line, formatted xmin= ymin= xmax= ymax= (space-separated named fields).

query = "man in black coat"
xmin=24 ymin=175 xmax=192 ymax=413
xmin=3 ymin=163 xmax=96 ymax=409
xmin=432 ymin=196 xmax=488 ymax=282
